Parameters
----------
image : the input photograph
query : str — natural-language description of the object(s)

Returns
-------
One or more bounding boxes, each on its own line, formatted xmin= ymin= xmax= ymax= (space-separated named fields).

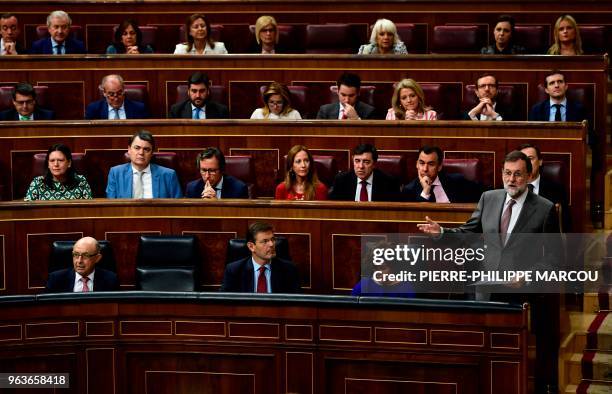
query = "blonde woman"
xmin=548 ymin=14 xmax=583 ymax=55
xmin=386 ymin=79 xmax=437 ymax=120
xmin=358 ymin=19 xmax=407 ymax=55
xmin=250 ymin=82 xmax=301 ymax=120
xmin=174 ymin=13 xmax=228 ymax=55
xmin=249 ymin=15 xmax=286 ymax=54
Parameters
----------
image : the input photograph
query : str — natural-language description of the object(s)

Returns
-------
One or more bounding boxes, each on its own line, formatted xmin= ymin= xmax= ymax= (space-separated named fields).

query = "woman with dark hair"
xmin=174 ymin=13 xmax=227 ymax=54
xmin=548 ymin=14 xmax=583 ymax=55
xmin=250 ymin=82 xmax=301 ymax=119
xmin=275 ymin=145 xmax=327 ymax=200
xmin=480 ymin=15 xmax=526 ymax=54
xmin=106 ymin=19 xmax=154 ymax=54
xmin=24 ymin=144 xmax=92 ymax=201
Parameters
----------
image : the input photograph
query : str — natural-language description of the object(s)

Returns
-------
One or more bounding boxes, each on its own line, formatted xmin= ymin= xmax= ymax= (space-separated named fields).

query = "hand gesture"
xmin=405 ymin=109 xmax=417 ymax=120
xmin=201 ymin=181 xmax=217 ymax=199
xmin=126 ymin=46 xmax=140 ymax=54
xmin=3 ymin=41 xmax=16 ymax=55
xmin=417 ymin=216 xmax=441 ymax=234
xmin=342 ymin=103 xmax=359 ymax=119
xmin=419 ymin=175 xmax=432 ymax=195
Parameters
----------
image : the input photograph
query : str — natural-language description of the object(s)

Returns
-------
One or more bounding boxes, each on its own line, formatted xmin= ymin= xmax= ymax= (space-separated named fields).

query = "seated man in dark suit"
xmin=329 ymin=143 xmax=400 ymax=201
xmin=1 ymin=13 xmax=25 ymax=55
xmin=169 ymin=72 xmax=229 ymax=119
xmin=316 ymin=72 xmax=376 ymax=120
xmin=185 ymin=147 xmax=249 ymax=199
xmin=0 ymin=82 xmax=55 ymax=121
xmin=29 ymin=10 xmax=86 ymax=54
xmin=45 ymin=236 xmax=119 ymax=292
xmin=518 ymin=143 xmax=570 ymax=231
xmin=85 ymin=74 xmax=150 ymax=120
xmin=402 ymin=145 xmax=483 ymax=203
xmin=528 ymin=70 xmax=587 ymax=123
xmin=221 ymin=221 xmax=301 ymax=293
xmin=462 ymin=73 xmax=516 ymax=121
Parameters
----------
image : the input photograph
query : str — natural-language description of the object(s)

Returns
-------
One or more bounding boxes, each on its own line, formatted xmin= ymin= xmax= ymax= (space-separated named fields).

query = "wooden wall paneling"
xmin=11 ymin=149 xmax=47 ymax=200
xmin=86 ymin=348 xmax=116 ymax=394
xmin=36 ymin=81 xmax=85 ymax=120
xmin=86 ymin=24 xmax=116 ymax=54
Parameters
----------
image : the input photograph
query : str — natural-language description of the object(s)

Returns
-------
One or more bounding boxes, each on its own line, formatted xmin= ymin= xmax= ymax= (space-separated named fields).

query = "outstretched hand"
xmin=416 ymin=216 xmax=441 ymax=234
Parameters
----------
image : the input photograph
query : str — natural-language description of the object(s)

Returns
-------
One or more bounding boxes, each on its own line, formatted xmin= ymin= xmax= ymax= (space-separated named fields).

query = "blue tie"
xmin=193 ymin=107 xmax=201 ymax=119
xmin=55 ymin=43 xmax=64 ymax=55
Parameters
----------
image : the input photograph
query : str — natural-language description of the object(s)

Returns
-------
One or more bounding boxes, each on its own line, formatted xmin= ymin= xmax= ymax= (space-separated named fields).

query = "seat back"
xmin=0 ymin=85 xmax=50 ymax=112
xmin=305 ymin=24 xmax=355 ymax=54
xmin=580 ymin=25 xmax=608 ymax=54
xmin=225 ymin=155 xmax=256 ymax=198
xmin=431 ymin=25 xmax=484 ymax=54
xmin=514 ymin=25 xmax=550 ymax=54
xmin=226 ymin=236 xmax=291 ymax=265
xmin=443 ymin=158 xmax=483 ymax=183
xmin=49 ymin=240 xmax=117 ymax=274
xmin=420 ymin=82 xmax=462 ymax=120
xmin=376 ymin=155 xmax=408 ymax=186
xmin=135 ymin=235 xmax=200 ymax=291
xmin=541 ymin=160 xmax=565 ymax=185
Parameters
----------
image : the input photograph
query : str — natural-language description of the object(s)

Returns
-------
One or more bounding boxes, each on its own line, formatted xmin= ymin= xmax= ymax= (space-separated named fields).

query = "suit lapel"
xmin=101 ymin=102 xmax=109 ymax=119
xmin=123 ymin=164 xmax=133 ymax=197
xmin=183 ymin=103 xmax=192 ymax=119
xmin=505 ymin=192 xmax=536 ymax=246
xmin=242 ymin=259 xmax=255 ymax=292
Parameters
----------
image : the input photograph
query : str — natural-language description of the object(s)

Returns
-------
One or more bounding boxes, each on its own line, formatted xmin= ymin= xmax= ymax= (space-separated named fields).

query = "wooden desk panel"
xmin=0 ymin=120 xmax=588 ymax=230
xmin=0 ymin=200 xmax=476 ymax=295
xmin=0 ymin=294 xmax=528 ymax=394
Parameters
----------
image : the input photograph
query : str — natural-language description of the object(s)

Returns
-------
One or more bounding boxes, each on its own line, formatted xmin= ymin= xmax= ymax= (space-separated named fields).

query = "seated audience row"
xmin=1 ymin=11 xmax=588 ymax=56
xmin=0 ymin=69 xmax=588 ymax=127
xmin=23 ymin=129 xmax=565 ymax=219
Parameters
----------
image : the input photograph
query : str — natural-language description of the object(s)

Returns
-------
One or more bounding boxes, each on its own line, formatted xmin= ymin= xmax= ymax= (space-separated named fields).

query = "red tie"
xmin=341 ymin=108 xmax=348 ymax=119
xmin=500 ymin=199 xmax=516 ymax=244
xmin=81 ymin=277 xmax=90 ymax=292
xmin=257 ymin=266 xmax=267 ymax=293
xmin=359 ymin=180 xmax=369 ymax=201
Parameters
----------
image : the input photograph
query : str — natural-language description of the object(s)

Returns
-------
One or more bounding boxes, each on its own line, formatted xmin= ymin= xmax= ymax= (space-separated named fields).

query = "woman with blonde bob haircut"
xmin=548 ymin=14 xmax=583 ymax=55
xmin=387 ymin=79 xmax=437 ymax=120
xmin=250 ymin=82 xmax=301 ymax=119
xmin=174 ymin=13 xmax=228 ymax=54
xmin=250 ymin=15 xmax=286 ymax=54
xmin=275 ymin=145 xmax=328 ymax=201
xmin=358 ymin=19 xmax=407 ymax=55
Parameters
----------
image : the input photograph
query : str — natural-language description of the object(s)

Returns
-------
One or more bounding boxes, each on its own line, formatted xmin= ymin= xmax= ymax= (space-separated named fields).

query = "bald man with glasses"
xmin=85 ymin=74 xmax=150 ymax=120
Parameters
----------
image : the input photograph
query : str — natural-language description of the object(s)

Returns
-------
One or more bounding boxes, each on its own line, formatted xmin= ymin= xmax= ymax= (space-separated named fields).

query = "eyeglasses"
xmin=477 ymin=84 xmax=497 ymax=89
xmin=72 ymin=251 xmax=99 ymax=259
xmin=105 ymin=90 xmax=124 ymax=98
xmin=260 ymin=28 xmax=276 ymax=33
xmin=502 ymin=170 xmax=525 ymax=179
xmin=14 ymin=99 xmax=34 ymax=106
xmin=268 ymin=100 xmax=284 ymax=107
xmin=200 ymin=168 xmax=219 ymax=174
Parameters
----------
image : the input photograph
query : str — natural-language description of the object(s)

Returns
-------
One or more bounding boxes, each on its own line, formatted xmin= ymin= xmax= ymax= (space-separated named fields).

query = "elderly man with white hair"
xmin=357 ymin=18 xmax=407 ymax=55
xmin=30 ymin=10 xmax=86 ymax=54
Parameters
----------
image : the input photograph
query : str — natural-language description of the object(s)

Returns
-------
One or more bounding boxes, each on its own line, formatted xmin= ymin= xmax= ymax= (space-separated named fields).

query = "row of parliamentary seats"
xmin=14 ymin=134 xmax=568 ymax=202
xmin=0 ymin=74 xmax=595 ymax=121
xmin=5 ymin=12 xmax=611 ymax=55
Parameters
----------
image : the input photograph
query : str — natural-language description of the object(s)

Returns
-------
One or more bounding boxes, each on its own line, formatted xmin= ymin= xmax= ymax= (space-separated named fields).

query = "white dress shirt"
xmin=73 ymin=271 xmax=95 ymax=292
xmin=107 ymin=104 xmax=126 ymax=120
xmin=132 ymin=164 xmax=153 ymax=198
xmin=503 ymin=189 xmax=529 ymax=237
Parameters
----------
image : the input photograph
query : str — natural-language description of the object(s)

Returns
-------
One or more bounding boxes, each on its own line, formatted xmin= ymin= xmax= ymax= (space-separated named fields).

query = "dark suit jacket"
xmin=30 ymin=37 xmax=86 ymax=54
xmin=185 ymin=175 xmax=249 ymax=198
xmin=169 ymin=99 xmax=229 ymax=119
xmin=220 ymin=256 xmax=301 ymax=293
xmin=536 ymin=175 xmax=570 ymax=231
xmin=402 ymin=172 xmax=483 ymax=203
xmin=461 ymin=102 xmax=518 ymax=121
xmin=329 ymin=168 xmax=400 ymax=202
xmin=316 ymin=101 xmax=376 ymax=120
xmin=247 ymin=41 xmax=289 ymax=54
xmin=45 ymin=267 xmax=119 ymax=293
xmin=85 ymin=98 xmax=150 ymax=120
xmin=0 ymin=107 xmax=55 ymax=121
xmin=528 ymin=99 xmax=587 ymax=122
xmin=445 ymin=188 xmax=561 ymax=272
